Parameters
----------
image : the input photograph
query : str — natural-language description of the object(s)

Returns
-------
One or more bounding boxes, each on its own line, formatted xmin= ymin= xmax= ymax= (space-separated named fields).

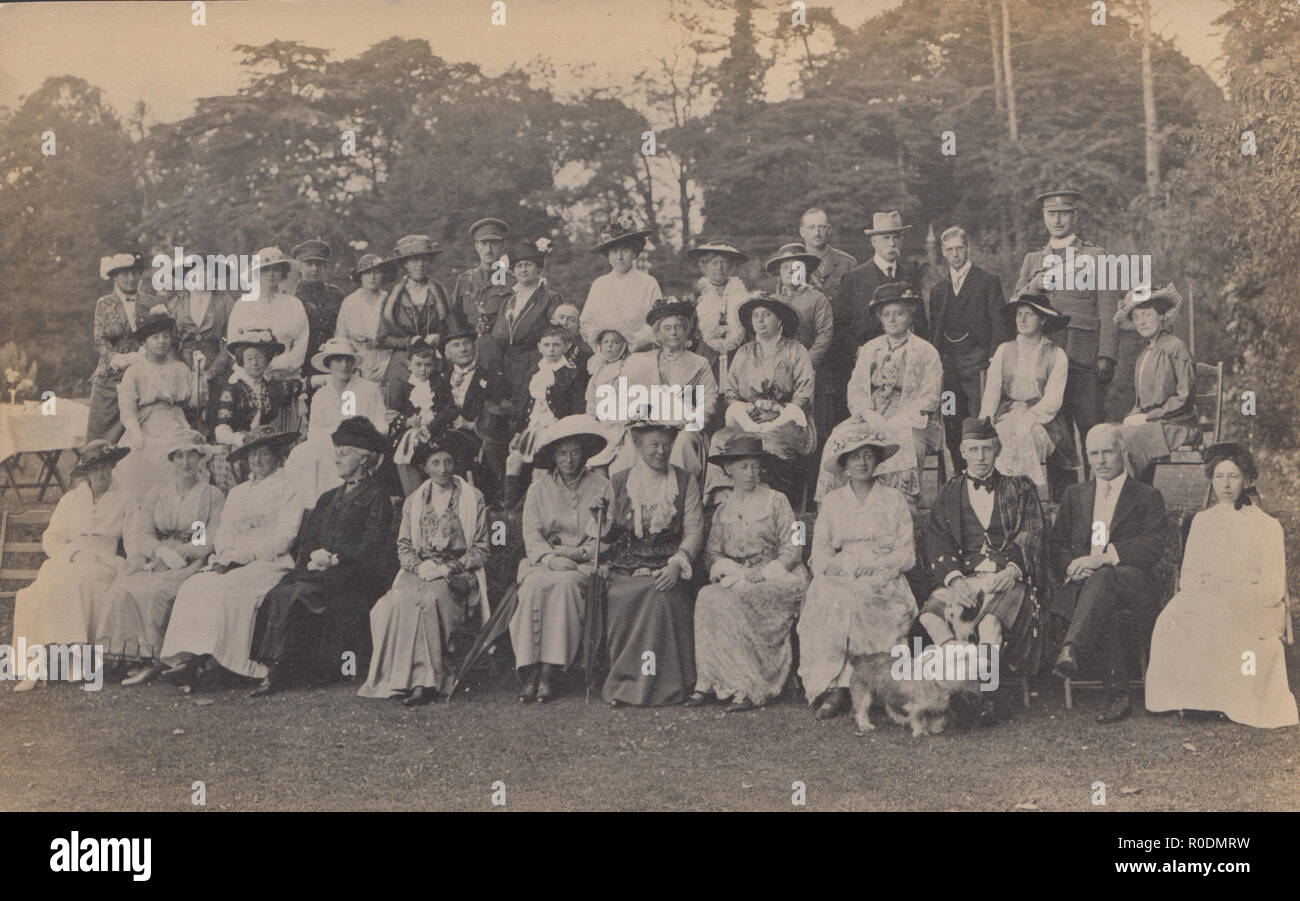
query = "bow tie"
xmin=967 ymin=475 xmax=995 ymax=494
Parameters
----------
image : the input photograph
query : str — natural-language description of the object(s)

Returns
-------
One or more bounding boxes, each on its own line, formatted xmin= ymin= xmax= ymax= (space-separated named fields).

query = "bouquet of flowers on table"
xmin=0 ymin=342 xmax=38 ymax=408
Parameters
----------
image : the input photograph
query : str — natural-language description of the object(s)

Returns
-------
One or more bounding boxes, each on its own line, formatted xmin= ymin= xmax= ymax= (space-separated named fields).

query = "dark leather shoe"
xmin=725 ymin=697 xmax=757 ymax=714
xmin=536 ymin=673 xmax=554 ymax=703
xmin=684 ymin=691 xmax=710 ymax=707
xmin=815 ymin=688 xmax=848 ymax=720
xmin=1052 ymin=645 xmax=1078 ymax=679
xmin=1097 ymin=692 xmax=1132 ymax=723
xmin=403 ymin=686 xmax=433 ymax=707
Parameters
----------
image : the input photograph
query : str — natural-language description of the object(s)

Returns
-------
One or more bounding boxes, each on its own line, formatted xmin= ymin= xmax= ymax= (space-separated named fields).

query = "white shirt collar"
xmin=950 ymin=260 xmax=972 ymax=283
xmin=1048 ymin=234 xmax=1077 ymax=250
xmin=873 ymin=254 xmax=898 ymax=276
xmin=1098 ymin=469 xmax=1127 ymax=495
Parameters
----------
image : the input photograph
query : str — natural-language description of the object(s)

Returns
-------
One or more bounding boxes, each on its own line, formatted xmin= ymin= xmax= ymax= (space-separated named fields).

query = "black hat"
xmin=439 ymin=311 xmax=478 ymax=350
xmin=412 ymin=429 xmax=477 ymax=471
xmin=706 ymin=433 xmax=777 ymax=469
xmin=71 ymin=439 xmax=130 ymax=476
xmin=1000 ymin=289 xmax=1070 ymax=334
xmin=227 ymin=328 xmax=286 ymax=361
xmin=134 ymin=310 xmax=177 ymax=341
xmin=512 ymin=236 xmax=553 ymax=266
xmin=738 ymin=294 xmax=800 ymax=338
xmin=646 ymin=296 xmax=697 ymax=327
xmin=591 ymin=215 xmax=653 ymax=255
xmin=475 ymin=400 xmax=516 ymax=443
xmin=961 ymin=417 xmax=998 ymax=441
xmin=292 ymin=238 xmax=332 ymax=264
xmin=331 ymin=416 xmax=389 ymax=455
xmin=868 ymin=282 xmax=925 ymax=316
xmin=227 ymin=425 xmax=299 ymax=463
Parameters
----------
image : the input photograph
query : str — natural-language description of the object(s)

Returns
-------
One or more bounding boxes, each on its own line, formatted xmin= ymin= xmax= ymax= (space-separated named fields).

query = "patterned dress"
xmin=693 ymin=486 xmax=808 ymax=705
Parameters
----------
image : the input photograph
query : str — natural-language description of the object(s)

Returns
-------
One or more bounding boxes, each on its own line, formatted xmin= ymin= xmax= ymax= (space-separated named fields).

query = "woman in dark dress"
xmin=602 ymin=418 xmax=703 ymax=707
xmin=211 ymin=329 xmax=300 ymax=489
xmin=247 ymin=417 xmax=397 ymax=696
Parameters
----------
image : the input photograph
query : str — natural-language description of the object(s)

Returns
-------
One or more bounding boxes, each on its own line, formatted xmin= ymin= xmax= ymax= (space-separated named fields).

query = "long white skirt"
xmin=12 ymin=553 xmax=124 ymax=648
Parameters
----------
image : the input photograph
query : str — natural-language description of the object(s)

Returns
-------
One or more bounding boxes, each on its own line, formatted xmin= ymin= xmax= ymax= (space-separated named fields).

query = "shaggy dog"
xmin=848 ymin=649 xmax=983 ymax=737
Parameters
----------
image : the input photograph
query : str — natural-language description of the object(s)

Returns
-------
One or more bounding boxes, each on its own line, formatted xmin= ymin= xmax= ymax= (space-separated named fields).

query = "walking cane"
xmin=584 ymin=496 xmax=609 ymax=704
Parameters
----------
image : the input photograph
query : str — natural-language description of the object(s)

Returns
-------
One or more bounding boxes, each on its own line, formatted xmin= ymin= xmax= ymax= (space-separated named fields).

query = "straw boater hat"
xmin=134 ymin=309 xmax=177 ymax=341
xmin=469 ymin=218 xmax=509 ymax=241
xmin=821 ymin=421 xmax=899 ymax=475
xmin=311 ymin=336 xmax=361 ymax=373
xmin=868 ymin=282 xmax=925 ymax=316
xmin=646 ymin=296 xmax=697 ymax=328
xmin=291 ymin=239 xmax=332 ymax=264
xmin=250 ymin=246 xmax=294 ymax=273
xmin=590 ymin=215 xmax=654 ymax=255
xmin=764 ymin=242 xmax=821 ymax=277
xmin=532 ymin=415 xmax=608 ymax=470
xmin=439 ymin=311 xmax=477 ymax=350
xmin=687 ymin=239 xmax=749 ymax=264
xmin=707 ymin=432 xmax=777 ymax=470
xmin=165 ymin=429 xmax=220 ymax=461
xmin=227 ymin=327 xmax=285 ymax=361
xmin=100 ymin=252 xmax=146 ymax=280
xmin=863 ymin=211 xmax=911 ymax=236
xmin=331 ymin=416 xmax=389 ymax=455
xmin=71 ymin=439 xmax=130 ymax=476
xmin=349 ymin=252 xmax=389 ymax=283
xmin=738 ymin=294 xmax=800 ymax=338
xmin=512 ymin=236 xmax=553 ymax=266
xmin=227 ymin=425 xmax=299 ymax=463
xmin=1113 ymin=283 xmax=1183 ymax=328
xmin=386 ymin=235 xmax=442 ymax=265
xmin=411 ymin=429 xmax=478 ymax=472
xmin=1035 ymin=189 xmax=1082 ymax=212
xmin=1000 ymin=287 xmax=1071 ymax=334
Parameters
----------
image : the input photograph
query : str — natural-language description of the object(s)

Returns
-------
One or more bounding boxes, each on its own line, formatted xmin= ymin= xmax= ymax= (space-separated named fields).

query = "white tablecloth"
xmin=0 ymin=399 xmax=90 ymax=463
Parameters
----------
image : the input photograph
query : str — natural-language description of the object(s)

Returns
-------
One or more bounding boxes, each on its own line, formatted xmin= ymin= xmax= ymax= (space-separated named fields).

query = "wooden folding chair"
xmin=1152 ymin=360 xmax=1223 ymax=510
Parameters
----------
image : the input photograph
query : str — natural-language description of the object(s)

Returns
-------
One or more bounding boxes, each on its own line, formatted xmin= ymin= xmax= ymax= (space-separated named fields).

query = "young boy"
xmin=389 ymin=337 xmax=457 ymax=494
xmin=513 ymin=324 xmax=587 ymax=461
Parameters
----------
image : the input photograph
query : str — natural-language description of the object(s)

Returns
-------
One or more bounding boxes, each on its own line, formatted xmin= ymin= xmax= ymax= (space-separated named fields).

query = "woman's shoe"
xmin=518 ymin=665 xmax=539 ymax=702
xmin=403 ymin=686 xmax=433 ymax=707
xmin=536 ymin=669 xmax=555 ymax=703
xmin=121 ymin=663 xmax=165 ymax=687
xmin=815 ymin=689 xmax=848 ymax=720
xmin=684 ymin=691 xmax=710 ymax=707
xmin=725 ymin=696 xmax=757 ymax=713
xmin=12 ymin=678 xmax=39 ymax=693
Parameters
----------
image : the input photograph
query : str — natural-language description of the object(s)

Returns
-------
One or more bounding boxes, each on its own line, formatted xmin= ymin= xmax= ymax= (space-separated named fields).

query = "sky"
xmin=0 ymin=0 xmax=1231 ymax=126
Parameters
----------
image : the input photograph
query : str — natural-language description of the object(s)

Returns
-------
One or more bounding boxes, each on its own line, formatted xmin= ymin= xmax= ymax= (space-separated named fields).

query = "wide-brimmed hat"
xmin=469 ymin=218 xmax=509 ymax=241
xmin=738 ymin=294 xmax=800 ymax=338
xmin=227 ymin=327 xmax=285 ymax=361
xmin=71 ymin=439 xmax=130 ymax=476
xmin=250 ymin=246 xmax=294 ymax=273
xmin=331 ymin=416 xmax=389 ymax=455
xmin=412 ymin=429 xmax=477 ymax=471
xmin=165 ymin=429 xmax=219 ymax=461
xmin=590 ymin=215 xmax=654 ymax=255
xmin=134 ymin=310 xmax=177 ymax=341
xmin=764 ymin=242 xmax=821 ymax=276
xmin=291 ymin=239 xmax=332 ymax=264
xmin=646 ymin=296 xmax=697 ymax=328
xmin=439 ymin=311 xmax=477 ymax=349
xmin=475 ymin=400 xmax=516 ymax=443
xmin=821 ymin=421 xmax=899 ymax=475
xmin=627 ymin=405 xmax=684 ymax=435
xmin=311 ymin=336 xmax=360 ymax=373
xmin=1203 ymin=442 xmax=1258 ymax=483
xmin=1000 ymin=288 xmax=1071 ymax=334
xmin=1035 ymin=189 xmax=1082 ymax=212
xmin=387 ymin=234 xmax=442 ymax=265
xmin=687 ymin=239 xmax=749 ymax=264
xmin=349 ymin=253 xmax=390 ymax=282
xmin=100 ymin=252 xmax=146 ymax=280
xmin=532 ymin=414 xmax=608 ymax=470
xmin=1113 ymin=283 xmax=1183 ymax=328
xmin=512 ymin=236 xmax=553 ymax=266
xmin=227 ymin=425 xmax=299 ymax=463
xmin=868 ymin=281 xmax=925 ymax=315
xmin=707 ymin=433 xmax=777 ymax=469
xmin=863 ymin=211 xmax=911 ymax=236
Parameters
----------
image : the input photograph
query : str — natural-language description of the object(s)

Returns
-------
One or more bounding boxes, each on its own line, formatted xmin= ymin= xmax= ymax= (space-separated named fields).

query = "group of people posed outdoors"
xmin=8 ymin=190 xmax=1296 ymax=731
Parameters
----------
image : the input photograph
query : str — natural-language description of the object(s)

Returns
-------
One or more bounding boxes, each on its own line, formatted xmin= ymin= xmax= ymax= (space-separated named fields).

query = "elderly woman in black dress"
xmin=602 ymin=417 xmax=704 ymax=706
xmin=247 ymin=417 xmax=397 ymax=697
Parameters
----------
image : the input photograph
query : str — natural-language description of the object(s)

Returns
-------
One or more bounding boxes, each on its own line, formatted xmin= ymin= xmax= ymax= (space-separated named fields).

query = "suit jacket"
xmin=1049 ymin=477 xmax=1171 ymax=619
xmin=1017 ymin=236 xmax=1120 ymax=366
xmin=487 ymin=283 xmax=564 ymax=380
xmin=928 ymin=264 xmax=1008 ymax=362
xmin=437 ymin=364 xmax=507 ymax=425
xmin=514 ymin=360 xmax=586 ymax=431
xmin=830 ymin=257 xmax=927 ymax=390
xmin=92 ymin=291 xmax=155 ymax=386
xmin=925 ymin=472 xmax=1048 ymax=595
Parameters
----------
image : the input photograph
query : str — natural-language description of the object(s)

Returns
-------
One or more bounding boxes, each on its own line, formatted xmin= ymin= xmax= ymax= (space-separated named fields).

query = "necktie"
xmin=452 ymin=368 xmax=469 ymax=388
xmin=886 ymin=265 xmax=895 ymax=280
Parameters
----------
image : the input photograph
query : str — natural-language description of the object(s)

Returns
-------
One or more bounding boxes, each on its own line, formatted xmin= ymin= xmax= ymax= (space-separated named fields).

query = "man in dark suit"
xmin=292 ymin=239 xmax=347 ymax=379
xmin=1049 ymin=423 xmax=1172 ymax=723
xmin=928 ymin=227 xmax=1009 ymax=469
xmin=435 ymin=312 xmax=509 ymax=498
xmin=829 ymin=211 xmax=926 ymax=424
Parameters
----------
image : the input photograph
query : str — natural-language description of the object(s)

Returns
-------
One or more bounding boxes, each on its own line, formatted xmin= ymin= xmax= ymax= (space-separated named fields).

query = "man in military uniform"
xmin=292 ymin=238 xmax=347 ymax=379
xmin=798 ymin=208 xmax=857 ymax=302
xmin=452 ymin=217 xmax=516 ymax=373
xmin=829 ymin=211 xmax=927 ymax=425
xmin=1017 ymin=190 xmax=1120 ymax=480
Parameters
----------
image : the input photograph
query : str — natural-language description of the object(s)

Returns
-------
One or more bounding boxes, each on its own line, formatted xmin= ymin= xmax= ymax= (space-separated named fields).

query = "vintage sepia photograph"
xmin=0 ymin=0 xmax=1296 ymax=844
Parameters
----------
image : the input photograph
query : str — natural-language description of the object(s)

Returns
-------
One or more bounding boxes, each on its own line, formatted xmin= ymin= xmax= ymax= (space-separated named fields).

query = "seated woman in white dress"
xmin=510 ymin=416 xmax=614 ymax=703
xmin=285 ymin=336 xmax=388 ymax=505
xmin=1146 ymin=443 xmax=1298 ymax=728
xmin=797 ymin=422 xmax=916 ymax=720
xmin=979 ymin=289 xmax=1072 ymax=500
xmin=102 ymin=430 xmax=226 ymax=686
xmin=11 ymin=441 xmax=131 ymax=692
xmin=819 ymin=282 xmax=942 ymax=509
xmin=360 ymin=430 xmax=488 ymax=706
xmin=687 ymin=434 xmax=808 ymax=713
xmin=159 ymin=427 xmax=304 ymax=691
